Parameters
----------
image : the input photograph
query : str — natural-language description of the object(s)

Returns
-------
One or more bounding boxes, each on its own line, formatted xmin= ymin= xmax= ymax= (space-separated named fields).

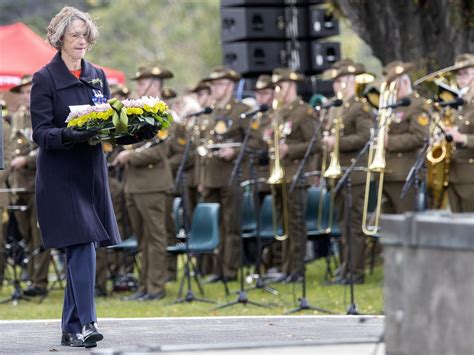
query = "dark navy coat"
xmin=30 ymin=52 xmax=121 ymax=249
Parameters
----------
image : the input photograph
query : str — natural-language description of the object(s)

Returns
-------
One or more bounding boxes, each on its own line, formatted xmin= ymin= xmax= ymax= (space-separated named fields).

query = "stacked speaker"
xmin=221 ymin=0 xmax=341 ymax=97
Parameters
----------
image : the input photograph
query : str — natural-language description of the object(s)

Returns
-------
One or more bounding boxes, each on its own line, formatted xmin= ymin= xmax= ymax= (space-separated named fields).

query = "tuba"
xmin=362 ymin=80 xmax=397 ymax=236
xmin=267 ymin=85 xmax=289 ymax=241
xmin=426 ymin=103 xmax=455 ymax=209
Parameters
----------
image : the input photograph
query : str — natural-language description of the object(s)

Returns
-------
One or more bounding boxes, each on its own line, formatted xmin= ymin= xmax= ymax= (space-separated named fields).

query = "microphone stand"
xmin=286 ymin=119 xmax=332 ymax=315
xmin=333 ymin=128 xmax=379 ymax=315
xmin=212 ymin=114 xmax=271 ymax=310
xmin=400 ymin=138 xmax=430 ymax=211
xmin=171 ymin=137 xmax=213 ymax=305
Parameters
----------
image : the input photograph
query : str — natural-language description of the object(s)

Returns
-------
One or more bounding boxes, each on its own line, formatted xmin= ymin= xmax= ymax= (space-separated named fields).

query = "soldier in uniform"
xmin=9 ymin=75 xmax=50 ymax=296
xmin=113 ymin=65 xmax=174 ymax=301
xmin=246 ymin=75 xmax=279 ymax=271
xmin=269 ymin=68 xmax=317 ymax=283
xmin=382 ymin=61 xmax=430 ymax=213
xmin=445 ymin=53 xmax=474 ymax=212
xmin=0 ymin=99 xmax=12 ymax=287
xmin=199 ymin=66 xmax=250 ymax=282
xmin=321 ymin=60 xmax=373 ymax=284
xmin=95 ymin=83 xmax=132 ymax=296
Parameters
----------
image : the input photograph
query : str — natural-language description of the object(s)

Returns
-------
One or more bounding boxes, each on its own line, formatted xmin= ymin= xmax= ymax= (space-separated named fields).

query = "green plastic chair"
xmin=241 ymin=189 xmax=257 ymax=236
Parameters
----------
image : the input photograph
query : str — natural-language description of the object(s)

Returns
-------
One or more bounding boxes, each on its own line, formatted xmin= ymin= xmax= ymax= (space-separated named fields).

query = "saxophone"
xmin=426 ymin=105 xmax=455 ymax=209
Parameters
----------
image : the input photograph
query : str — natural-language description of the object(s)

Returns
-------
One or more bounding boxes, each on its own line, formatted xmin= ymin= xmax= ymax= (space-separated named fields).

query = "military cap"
xmin=130 ymin=64 xmax=174 ymax=81
xmin=161 ymin=87 xmax=177 ymax=99
xmin=384 ymin=61 xmax=415 ymax=83
xmin=189 ymin=80 xmax=211 ymax=93
xmin=203 ymin=66 xmax=241 ymax=82
xmin=413 ymin=53 xmax=474 ymax=87
xmin=9 ymin=74 xmax=33 ymax=93
xmin=446 ymin=53 xmax=474 ymax=72
xmin=324 ymin=59 xmax=365 ymax=80
xmin=271 ymin=67 xmax=305 ymax=84
xmin=255 ymin=74 xmax=274 ymax=90
xmin=110 ymin=83 xmax=130 ymax=98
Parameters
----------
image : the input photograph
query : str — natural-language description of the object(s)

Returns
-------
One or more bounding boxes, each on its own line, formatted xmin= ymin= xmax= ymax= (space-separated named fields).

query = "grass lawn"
xmin=0 ymin=258 xmax=383 ymax=319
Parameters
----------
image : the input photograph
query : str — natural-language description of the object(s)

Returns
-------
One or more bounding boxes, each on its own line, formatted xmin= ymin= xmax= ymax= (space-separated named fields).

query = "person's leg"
xmin=136 ymin=193 xmax=167 ymax=296
xmin=67 ymin=243 xmax=97 ymax=325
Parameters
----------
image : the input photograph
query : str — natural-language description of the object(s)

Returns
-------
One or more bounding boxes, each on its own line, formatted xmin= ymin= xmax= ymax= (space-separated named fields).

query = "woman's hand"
xmin=62 ymin=127 xmax=98 ymax=143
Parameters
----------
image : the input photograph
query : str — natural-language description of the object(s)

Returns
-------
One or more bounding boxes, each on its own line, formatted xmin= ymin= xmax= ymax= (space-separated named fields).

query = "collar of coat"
xmin=47 ymin=51 xmax=104 ymax=91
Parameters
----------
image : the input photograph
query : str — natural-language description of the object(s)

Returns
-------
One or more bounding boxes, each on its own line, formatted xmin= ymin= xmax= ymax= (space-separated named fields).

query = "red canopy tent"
xmin=0 ymin=22 xmax=125 ymax=91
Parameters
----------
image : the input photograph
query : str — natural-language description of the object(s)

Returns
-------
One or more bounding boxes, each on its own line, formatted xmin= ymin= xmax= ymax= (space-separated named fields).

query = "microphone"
xmin=437 ymin=97 xmax=464 ymax=108
xmin=240 ymin=104 xmax=270 ymax=119
xmin=185 ymin=106 xmax=213 ymax=118
xmin=380 ymin=97 xmax=411 ymax=110
xmin=315 ymin=99 xmax=343 ymax=110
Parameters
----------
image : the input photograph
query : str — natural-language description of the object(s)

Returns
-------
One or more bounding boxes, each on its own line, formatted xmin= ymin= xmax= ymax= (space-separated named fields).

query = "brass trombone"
xmin=361 ymin=81 xmax=398 ymax=235
xmin=267 ymin=85 xmax=289 ymax=241
xmin=317 ymin=91 xmax=344 ymax=234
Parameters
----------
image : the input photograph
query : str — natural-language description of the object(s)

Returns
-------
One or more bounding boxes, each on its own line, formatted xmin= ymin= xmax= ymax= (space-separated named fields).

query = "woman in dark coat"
xmin=30 ymin=6 xmax=150 ymax=348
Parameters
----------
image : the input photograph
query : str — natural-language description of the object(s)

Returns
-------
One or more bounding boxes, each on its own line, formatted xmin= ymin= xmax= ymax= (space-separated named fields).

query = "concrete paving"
xmin=0 ymin=316 xmax=384 ymax=354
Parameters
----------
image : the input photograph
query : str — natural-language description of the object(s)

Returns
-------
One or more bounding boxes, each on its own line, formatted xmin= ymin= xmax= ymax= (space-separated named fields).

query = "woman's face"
xmin=62 ymin=19 xmax=88 ymax=61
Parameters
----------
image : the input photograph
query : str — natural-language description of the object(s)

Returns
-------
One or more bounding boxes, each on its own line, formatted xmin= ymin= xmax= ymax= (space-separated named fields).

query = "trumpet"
xmin=362 ymin=80 xmax=398 ymax=236
xmin=267 ymin=85 xmax=289 ymax=241
xmin=317 ymin=92 xmax=344 ymax=234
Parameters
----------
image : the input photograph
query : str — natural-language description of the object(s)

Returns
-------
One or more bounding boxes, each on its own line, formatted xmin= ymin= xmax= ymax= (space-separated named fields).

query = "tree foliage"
xmin=333 ymin=0 xmax=473 ymax=73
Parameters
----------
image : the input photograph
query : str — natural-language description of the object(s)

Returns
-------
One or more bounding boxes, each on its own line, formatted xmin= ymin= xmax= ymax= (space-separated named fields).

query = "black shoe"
xmin=122 ymin=290 xmax=146 ymax=301
xmin=222 ymin=276 xmax=237 ymax=282
xmin=275 ymin=273 xmax=289 ymax=283
xmin=23 ymin=286 xmax=48 ymax=297
xmin=205 ymin=274 xmax=223 ymax=283
xmin=284 ymin=273 xmax=303 ymax=283
xmin=61 ymin=332 xmax=90 ymax=347
xmin=340 ymin=277 xmax=365 ymax=285
xmin=82 ymin=322 xmax=103 ymax=348
xmin=138 ymin=291 xmax=166 ymax=301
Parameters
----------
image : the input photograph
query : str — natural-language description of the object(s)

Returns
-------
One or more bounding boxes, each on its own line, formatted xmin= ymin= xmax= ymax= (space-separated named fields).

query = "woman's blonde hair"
xmin=47 ymin=6 xmax=99 ymax=50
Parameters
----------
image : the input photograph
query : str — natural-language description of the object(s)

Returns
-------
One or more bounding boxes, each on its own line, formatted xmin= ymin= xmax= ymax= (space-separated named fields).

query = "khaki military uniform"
xmin=322 ymin=96 xmax=373 ymax=281
xmin=384 ymin=92 xmax=430 ymax=213
xmin=200 ymin=98 xmax=250 ymax=279
xmin=448 ymin=97 xmax=474 ymax=212
xmin=9 ymin=106 xmax=50 ymax=290
xmin=272 ymin=98 xmax=316 ymax=277
xmin=247 ymin=110 xmax=272 ymax=193
xmin=124 ymin=140 xmax=173 ymax=295
xmin=0 ymin=119 xmax=12 ymax=284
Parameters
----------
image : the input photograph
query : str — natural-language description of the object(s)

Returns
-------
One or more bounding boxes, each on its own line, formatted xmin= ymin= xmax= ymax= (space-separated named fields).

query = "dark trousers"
xmin=202 ymin=186 xmax=241 ymax=279
xmin=274 ymin=185 xmax=307 ymax=276
xmin=448 ymin=184 xmax=474 ymax=212
xmin=62 ymin=243 xmax=97 ymax=334
xmin=335 ymin=184 xmax=366 ymax=281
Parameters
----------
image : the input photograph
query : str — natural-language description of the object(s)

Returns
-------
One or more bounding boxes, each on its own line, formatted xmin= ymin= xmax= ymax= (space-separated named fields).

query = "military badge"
xmin=214 ymin=120 xmax=228 ymax=135
xmin=177 ymin=137 xmax=186 ymax=145
xmin=251 ymin=119 xmax=260 ymax=130
xmin=417 ymin=113 xmax=429 ymax=126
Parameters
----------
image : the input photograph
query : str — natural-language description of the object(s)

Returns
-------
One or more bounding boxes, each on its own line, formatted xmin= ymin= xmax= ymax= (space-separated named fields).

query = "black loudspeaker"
xmin=309 ymin=7 xmax=339 ymax=38
xmin=311 ymin=41 xmax=340 ymax=71
xmin=222 ymin=41 xmax=311 ymax=74
xmin=221 ymin=7 xmax=309 ymax=42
